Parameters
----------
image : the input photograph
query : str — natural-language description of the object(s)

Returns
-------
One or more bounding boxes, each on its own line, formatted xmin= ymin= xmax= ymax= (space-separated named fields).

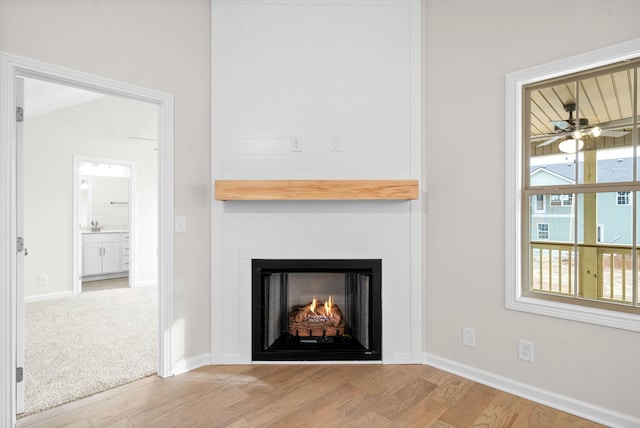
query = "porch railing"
xmin=530 ymin=242 xmax=635 ymax=304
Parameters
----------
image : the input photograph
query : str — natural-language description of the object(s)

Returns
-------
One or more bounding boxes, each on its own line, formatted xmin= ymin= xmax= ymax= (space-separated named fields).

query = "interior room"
xmin=1 ymin=0 xmax=639 ymax=427
xmin=19 ymin=80 xmax=159 ymax=415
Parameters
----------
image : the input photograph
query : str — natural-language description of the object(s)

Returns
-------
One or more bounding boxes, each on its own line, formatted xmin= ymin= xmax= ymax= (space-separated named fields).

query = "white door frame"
xmin=0 ymin=51 xmax=175 ymax=427
xmin=73 ymin=156 xmax=137 ymax=294
xmin=14 ymin=77 xmax=25 ymax=415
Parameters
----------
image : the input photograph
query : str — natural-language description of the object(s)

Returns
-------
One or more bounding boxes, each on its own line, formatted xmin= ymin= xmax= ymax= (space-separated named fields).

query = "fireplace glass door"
xmin=252 ymin=259 xmax=382 ymax=361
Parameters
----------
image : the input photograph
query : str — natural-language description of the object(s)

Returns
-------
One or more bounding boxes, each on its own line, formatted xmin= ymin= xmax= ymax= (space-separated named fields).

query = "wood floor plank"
xmin=344 ymin=411 xmax=395 ymax=428
xmin=427 ymin=372 xmax=475 ymax=405
xmin=374 ymin=377 xmax=439 ymax=421
xmin=268 ymin=381 xmax=362 ymax=428
xmin=512 ymin=400 xmax=560 ymax=427
xmin=393 ymin=394 xmax=449 ymax=426
xmin=468 ymin=393 xmax=520 ymax=427
xmin=17 ymin=364 xmax=606 ymax=428
xmin=438 ymin=382 xmax=500 ymax=426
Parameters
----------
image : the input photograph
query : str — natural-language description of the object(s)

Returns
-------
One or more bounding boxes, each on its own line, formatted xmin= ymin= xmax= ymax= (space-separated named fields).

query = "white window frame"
xmin=505 ymin=38 xmax=640 ymax=332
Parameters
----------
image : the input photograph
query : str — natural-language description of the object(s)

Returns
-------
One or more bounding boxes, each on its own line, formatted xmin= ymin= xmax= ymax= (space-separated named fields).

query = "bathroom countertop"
xmin=81 ymin=230 xmax=129 ymax=234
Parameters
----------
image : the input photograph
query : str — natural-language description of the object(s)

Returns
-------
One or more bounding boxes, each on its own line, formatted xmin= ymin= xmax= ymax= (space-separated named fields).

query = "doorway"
xmin=0 ymin=52 xmax=175 ymax=426
xmin=20 ymin=79 xmax=158 ymax=416
xmin=74 ymin=157 xmax=137 ymax=294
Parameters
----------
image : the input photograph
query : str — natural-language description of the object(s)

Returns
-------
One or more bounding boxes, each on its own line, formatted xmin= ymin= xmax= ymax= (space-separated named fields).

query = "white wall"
xmin=216 ymin=3 xmax=415 ymax=179
xmin=211 ymin=0 xmax=422 ymax=364
xmin=23 ymin=96 xmax=157 ymax=297
xmin=423 ymin=0 xmax=640 ymax=421
xmin=90 ymin=176 xmax=129 ymax=227
xmin=0 ymin=0 xmax=211 ymax=367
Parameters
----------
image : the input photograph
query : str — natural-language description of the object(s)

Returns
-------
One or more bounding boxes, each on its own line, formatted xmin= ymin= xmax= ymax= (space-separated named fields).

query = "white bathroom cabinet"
xmin=82 ymin=232 xmax=129 ymax=278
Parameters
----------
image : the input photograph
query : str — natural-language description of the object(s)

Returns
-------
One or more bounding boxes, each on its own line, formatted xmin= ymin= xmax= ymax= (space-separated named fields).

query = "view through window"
xmin=524 ymin=60 xmax=640 ymax=313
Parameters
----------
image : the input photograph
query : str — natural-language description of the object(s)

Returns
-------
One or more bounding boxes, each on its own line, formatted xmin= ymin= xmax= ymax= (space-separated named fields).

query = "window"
xmin=537 ymin=223 xmax=549 ymax=240
xmin=617 ymin=191 xmax=631 ymax=206
xmin=534 ymin=194 xmax=545 ymax=213
xmin=550 ymin=194 xmax=572 ymax=207
xmin=506 ymin=39 xmax=640 ymax=331
xmin=597 ymin=224 xmax=604 ymax=243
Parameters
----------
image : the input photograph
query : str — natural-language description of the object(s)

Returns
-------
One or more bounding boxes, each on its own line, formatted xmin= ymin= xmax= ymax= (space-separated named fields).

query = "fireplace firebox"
xmin=252 ymin=259 xmax=382 ymax=361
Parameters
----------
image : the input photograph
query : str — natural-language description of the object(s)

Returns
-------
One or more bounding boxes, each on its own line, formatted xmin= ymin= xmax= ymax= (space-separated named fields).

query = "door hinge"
xmin=16 ymin=106 xmax=24 ymax=122
xmin=16 ymin=367 xmax=23 ymax=383
xmin=17 ymin=237 xmax=24 ymax=253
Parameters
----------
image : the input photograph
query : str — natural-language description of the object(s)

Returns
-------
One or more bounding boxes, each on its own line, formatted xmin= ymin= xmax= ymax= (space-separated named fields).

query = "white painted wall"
xmin=212 ymin=0 xmax=422 ymax=364
xmin=0 ymin=0 xmax=211 ymax=368
xmin=23 ymin=96 xmax=157 ymax=297
xmin=90 ymin=176 xmax=129 ymax=227
xmin=217 ymin=3 xmax=414 ymax=179
xmin=423 ymin=0 xmax=640 ymax=421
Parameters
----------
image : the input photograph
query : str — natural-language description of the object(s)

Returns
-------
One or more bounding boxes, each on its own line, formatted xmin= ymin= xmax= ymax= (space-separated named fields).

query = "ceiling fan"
xmin=536 ymin=103 xmax=629 ymax=148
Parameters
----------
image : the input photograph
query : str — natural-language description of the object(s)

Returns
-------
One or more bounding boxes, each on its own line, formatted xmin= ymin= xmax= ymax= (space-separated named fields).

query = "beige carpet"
xmin=22 ymin=286 xmax=158 ymax=416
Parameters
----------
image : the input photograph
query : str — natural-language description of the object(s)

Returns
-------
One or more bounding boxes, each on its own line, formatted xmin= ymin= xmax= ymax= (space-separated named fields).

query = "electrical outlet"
xmin=518 ymin=339 xmax=534 ymax=362
xmin=329 ymin=136 xmax=341 ymax=152
xmin=462 ymin=328 xmax=475 ymax=347
xmin=38 ymin=274 xmax=48 ymax=286
xmin=290 ymin=136 xmax=303 ymax=152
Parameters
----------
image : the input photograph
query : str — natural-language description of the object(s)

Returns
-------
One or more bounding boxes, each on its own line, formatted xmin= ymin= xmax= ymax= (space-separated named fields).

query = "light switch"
xmin=175 ymin=216 xmax=186 ymax=234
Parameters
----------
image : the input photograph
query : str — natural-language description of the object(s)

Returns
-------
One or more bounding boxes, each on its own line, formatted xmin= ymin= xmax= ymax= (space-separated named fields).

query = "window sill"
xmin=506 ymin=294 xmax=640 ymax=332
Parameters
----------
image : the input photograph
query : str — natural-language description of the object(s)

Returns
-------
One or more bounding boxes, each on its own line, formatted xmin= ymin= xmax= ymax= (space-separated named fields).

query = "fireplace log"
xmin=288 ymin=302 xmax=345 ymax=337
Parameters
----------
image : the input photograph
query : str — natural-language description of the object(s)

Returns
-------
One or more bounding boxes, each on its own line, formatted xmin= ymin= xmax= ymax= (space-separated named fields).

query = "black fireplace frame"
xmin=252 ymin=259 xmax=382 ymax=361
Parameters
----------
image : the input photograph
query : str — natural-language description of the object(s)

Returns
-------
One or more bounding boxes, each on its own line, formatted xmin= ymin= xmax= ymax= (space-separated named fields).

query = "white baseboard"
xmin=252 ymin=360 xmax=382 ymax=365
xmin=384 ymin=352 xmax=418 ymax=364
xmin=135 ymin=280 xmax=157 ymax=288
xmin=171 ymin=353 xmax=211 ymax=376
xmin=25 ymin=291 xmax=74 ymax=303
xmin=423 ymin=353 xmax=639 ymax=428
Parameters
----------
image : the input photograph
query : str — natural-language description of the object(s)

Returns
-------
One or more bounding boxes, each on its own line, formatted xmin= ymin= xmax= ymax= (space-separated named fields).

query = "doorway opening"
xmin=1 ymin=52 xmax=174 ymax=427
xmin=19 ymin=78 xmax=160 ymax=416
xmin=73 ymin=157 xmax=139 ymax=294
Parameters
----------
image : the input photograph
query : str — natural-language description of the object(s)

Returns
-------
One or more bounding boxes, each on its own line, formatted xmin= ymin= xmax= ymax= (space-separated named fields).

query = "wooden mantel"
xmin=215 ymin=179 xmax=419 ymax=201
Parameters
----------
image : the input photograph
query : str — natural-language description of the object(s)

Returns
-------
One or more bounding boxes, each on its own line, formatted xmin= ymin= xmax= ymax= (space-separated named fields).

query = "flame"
xmin=304 ymin=296 xmax=335 ymax=319
xmin=324 ymin=295 xmax=334 ymax=318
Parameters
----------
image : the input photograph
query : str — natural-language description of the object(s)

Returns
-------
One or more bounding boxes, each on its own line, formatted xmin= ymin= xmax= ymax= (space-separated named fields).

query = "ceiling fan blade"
xmin=537 ymin=134 xmax=565 ymax=147
xmin=550 ymin=120 xmax=571 ymax=130
xmin=600 ymin=130 xmax=629 ymax=138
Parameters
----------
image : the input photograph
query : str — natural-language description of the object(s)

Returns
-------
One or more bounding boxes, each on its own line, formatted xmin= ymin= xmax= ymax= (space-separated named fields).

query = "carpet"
xmin=22 ymin=286 xmax=158 ymax=416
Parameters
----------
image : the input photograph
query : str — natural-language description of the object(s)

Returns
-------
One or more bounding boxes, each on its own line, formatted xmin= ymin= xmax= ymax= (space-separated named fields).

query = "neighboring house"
xmin=530 ymin=158 xmax=634 ymax=244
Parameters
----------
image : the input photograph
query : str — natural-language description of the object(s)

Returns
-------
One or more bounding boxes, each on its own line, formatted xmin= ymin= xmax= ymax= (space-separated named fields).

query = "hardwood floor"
xmin=17 ymin=364 xmax=604 ymax=428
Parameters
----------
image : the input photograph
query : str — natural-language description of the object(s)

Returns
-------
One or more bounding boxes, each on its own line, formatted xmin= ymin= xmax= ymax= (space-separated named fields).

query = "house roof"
xmin=531 ymin=157 xmax=633 ymax=183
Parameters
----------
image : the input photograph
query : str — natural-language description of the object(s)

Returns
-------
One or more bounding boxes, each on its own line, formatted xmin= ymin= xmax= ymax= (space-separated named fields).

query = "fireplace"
xmin=252 ymin=259 xmax=382 ymax=361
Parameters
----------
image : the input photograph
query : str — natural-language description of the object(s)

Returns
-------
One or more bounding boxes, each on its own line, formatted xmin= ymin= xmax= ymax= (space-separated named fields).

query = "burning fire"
xmin=290 ymin=295 xmax=344 ymax=336
xmin=324 ymin=295 xmax=334 ymax=315
xmin=309 ymin=296 xmax=333 ymax=318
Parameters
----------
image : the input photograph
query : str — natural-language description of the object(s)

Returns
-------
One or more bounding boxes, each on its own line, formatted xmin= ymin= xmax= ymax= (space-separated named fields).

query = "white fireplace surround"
xmin=211 ymin=199 xmax=422 ymax=364
xmin=210 ymin=0 xmax=423 ymax=364
xmin=243 ymin=248 xmax=406 ymax=362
